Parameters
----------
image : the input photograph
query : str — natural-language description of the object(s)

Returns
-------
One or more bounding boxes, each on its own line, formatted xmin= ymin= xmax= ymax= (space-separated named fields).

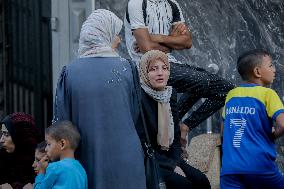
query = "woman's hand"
xmin=174 ymin=166 xmax=186 ymax=177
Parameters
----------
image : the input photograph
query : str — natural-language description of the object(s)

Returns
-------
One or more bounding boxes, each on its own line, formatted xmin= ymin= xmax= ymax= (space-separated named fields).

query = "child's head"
xmin=237 ymin=49 xmax=275 ymax=86
xmin=45 ymin=121 xmax=80 ymax=161
xmin=32 ymin=141 xmax=47 ymax=174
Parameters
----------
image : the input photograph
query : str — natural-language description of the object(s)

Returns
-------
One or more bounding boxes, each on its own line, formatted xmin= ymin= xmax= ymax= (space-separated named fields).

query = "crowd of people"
xmin=0 ymin=1 xmax=284 ymax=189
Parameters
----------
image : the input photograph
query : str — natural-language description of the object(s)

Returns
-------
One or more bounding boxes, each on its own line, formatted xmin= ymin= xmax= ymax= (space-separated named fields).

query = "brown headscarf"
xmin=139 ymin=50 xmax=174 ymax=150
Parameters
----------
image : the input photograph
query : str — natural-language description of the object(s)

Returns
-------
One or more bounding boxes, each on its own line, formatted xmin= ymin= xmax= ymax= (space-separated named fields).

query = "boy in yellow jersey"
xmin=221 ymin=49 xmax=284 ymax=189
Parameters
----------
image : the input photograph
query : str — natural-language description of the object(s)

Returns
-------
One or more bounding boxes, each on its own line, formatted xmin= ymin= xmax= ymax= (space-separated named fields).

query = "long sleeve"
xmin=168 ymin=89 xmax=182 ymax=162
xmin=34 ymin=165 xmax=58 ymax=189
xmin=53 ymin=66 xmax=72 ymax=123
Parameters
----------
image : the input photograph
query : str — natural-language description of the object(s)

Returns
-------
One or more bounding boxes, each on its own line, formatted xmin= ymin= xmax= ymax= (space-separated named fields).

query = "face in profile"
xmin=111 ymin=35 xmax=121 ymax=50
xmin=32 ymin=149 xmax=46 ymax=174
xmin=0 ymin=124 xmax=15 ymax=153
xmin=147 ymin=59 xmax=170 ymax=91
xmin=258 ymin=55 xmax=276 ymax=86
xmin=45 ymin=135 xmax=61 ymax=162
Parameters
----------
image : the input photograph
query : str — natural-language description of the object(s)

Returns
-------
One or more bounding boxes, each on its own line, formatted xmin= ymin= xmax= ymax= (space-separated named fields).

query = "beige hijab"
xmin=139 ymin=50 xmax=174 ymax=150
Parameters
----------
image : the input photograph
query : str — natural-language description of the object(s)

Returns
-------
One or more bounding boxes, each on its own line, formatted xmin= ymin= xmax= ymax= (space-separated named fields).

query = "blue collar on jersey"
xmin=240 ymin=83 xmax=261 ymax=87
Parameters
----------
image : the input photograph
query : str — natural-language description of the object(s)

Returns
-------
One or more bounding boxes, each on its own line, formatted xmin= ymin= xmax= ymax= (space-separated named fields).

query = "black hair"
xmin=36 ymin=141 xmax=47 ymax=153
xmin=237 ymin=49 xmax=270 ymax=81
xmin=45 ymin=121 xmax=80 ymax=150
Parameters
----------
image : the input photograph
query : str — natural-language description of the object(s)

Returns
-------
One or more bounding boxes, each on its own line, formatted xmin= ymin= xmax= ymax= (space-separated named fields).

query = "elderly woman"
xmin=53 ymin=9 xmax=146 ymax=189
xmin=137 ymin=50 xmax=211 ymax=189
xmin=0 ymin=112 xmax=41 ymax=189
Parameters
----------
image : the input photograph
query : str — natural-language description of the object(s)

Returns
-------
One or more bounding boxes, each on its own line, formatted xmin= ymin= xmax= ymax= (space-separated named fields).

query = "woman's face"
xmin=111 ymin=35 xmax=121 ymax=50
xmin=0 ymin=124 xmax=15 ymax=153
xmin=147 ymin=59 xmax=170 ymax=91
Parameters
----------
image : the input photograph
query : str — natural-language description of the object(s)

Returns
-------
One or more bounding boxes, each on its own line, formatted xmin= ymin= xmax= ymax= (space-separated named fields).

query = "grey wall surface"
xmin=95 ymin=0 xmax=284 ymax=167
xmin=95 ymin=0 xmax=284 ymax=115
xmin=96 ymin=0 xmax=284 ymax=95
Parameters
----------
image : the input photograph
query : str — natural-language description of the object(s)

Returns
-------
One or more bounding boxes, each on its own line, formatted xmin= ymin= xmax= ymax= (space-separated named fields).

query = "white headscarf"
xmin=78 ymin=9 xmax=122 ymax=58
xmin=139 ymin=50 xmax=174 ymax=150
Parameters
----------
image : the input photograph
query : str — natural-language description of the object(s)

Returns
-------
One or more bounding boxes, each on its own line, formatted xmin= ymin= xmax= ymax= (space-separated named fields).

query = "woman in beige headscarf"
xmin=137 ymin=50 xmax=210 ymax=189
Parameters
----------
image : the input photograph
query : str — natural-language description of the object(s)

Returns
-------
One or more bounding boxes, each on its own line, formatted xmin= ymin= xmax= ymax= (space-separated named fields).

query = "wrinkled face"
xmin=258 ymin=55 xmax=276 ymax=86
xmin=0 ymin=124 xmax=15 ymax=153
xmin=45 ymin=135 xmax=61 ymax=162
xmin=32 ymin=149 xmax=46 ymax=174
xmin=147 ymin=59 xmax=170 ymax=91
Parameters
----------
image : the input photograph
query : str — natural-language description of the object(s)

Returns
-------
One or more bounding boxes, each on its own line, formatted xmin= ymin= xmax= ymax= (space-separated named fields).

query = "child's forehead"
xmin=35 ymin=151 xmax=45 ymax=159
xmin=261 ymin=55 xmax=272 ymax=64
xmin=35 ymin=149 xmax=45 ymax=154
xmin=45 ymin=134 xmax=55 ymax=141
xmin=263 ymin=54 xmax=272 ymax=59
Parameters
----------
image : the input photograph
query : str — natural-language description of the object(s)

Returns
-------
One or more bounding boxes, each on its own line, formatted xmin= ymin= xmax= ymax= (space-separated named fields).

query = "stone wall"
xmin=95 ymin=0 xmax=284 ymax=169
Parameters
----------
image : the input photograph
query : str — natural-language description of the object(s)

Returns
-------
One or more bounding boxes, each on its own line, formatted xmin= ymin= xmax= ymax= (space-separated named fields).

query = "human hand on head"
xmin=170 ymin=23 xmax=187 ymax=36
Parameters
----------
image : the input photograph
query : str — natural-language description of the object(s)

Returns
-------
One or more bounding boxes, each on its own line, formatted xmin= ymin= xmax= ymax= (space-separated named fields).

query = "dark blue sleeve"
xmin=52 ymin=66 xmax=71 ymax=123
xmin=169 ymin=89 xmax=182 ymax=162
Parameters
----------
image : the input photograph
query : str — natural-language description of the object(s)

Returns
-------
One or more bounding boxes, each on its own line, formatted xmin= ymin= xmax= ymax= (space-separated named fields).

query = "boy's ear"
xmin=60 ymin=139 xmax=67 ymax=150
xmin=253 ymin=66 xmax=261 ymax=78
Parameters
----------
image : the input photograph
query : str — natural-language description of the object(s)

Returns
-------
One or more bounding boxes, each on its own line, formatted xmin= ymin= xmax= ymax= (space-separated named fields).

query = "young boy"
xmin=221 ymin=49 xmax=284 ymax=189
xmin=34 ymin=121 xmax=88 ymax=189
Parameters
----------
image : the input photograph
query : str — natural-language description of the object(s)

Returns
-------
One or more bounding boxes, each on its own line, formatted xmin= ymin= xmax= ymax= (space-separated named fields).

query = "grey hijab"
xmin=78 ymin=9 xmax=123 ymax=58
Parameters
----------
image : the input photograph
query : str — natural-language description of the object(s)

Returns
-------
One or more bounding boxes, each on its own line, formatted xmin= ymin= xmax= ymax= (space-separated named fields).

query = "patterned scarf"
xmin=78 ymin=9 xmax=122 ymax=58
xmin=139 ymin=50 xmax=174 ymax=149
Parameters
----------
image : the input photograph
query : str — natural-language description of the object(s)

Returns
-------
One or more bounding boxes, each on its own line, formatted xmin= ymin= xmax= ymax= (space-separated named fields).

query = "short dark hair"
xmin=237 ymin=49 xmax=270 ymax=81
xmin=45 ymin=121 xmax=80 ymax=150
xmin=36 ymin=141 xmax=47 ymax=153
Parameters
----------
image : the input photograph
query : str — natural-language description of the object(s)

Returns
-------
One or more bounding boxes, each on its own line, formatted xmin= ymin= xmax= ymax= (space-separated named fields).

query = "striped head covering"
xmin=78 ymin=9 xmax=123 ymax=58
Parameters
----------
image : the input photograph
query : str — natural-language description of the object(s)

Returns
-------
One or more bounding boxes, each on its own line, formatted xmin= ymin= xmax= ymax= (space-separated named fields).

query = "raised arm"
xmin=150 ymin=23 xmax=192 ymax=50
xmin=133 ymin=28 xmax=171 ymax=53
